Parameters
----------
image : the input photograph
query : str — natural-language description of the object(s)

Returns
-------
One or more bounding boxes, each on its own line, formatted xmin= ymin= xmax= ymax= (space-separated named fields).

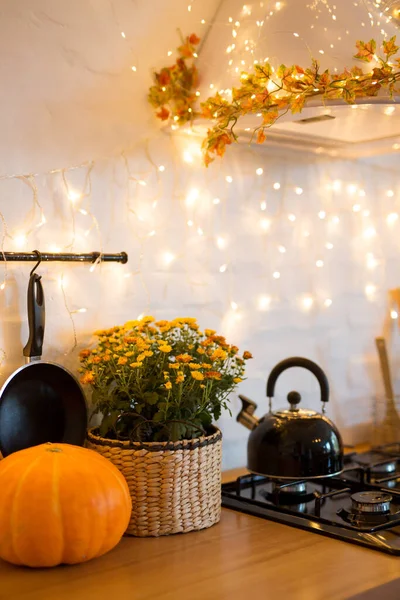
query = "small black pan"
xmin=0 ymin=273 xmax=87 ymax=457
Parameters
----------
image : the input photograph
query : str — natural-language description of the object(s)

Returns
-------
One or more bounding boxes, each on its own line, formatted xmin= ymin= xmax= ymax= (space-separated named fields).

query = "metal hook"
xmin=30 ymin=250 xmax=42 ymax=276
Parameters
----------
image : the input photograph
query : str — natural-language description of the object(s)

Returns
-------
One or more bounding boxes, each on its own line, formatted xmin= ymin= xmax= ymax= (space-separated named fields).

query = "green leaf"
xmin=143 ymin=391 xmax=159 ymax=405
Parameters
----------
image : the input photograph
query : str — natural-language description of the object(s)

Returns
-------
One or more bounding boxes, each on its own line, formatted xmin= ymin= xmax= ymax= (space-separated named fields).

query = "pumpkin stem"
xmin=45 ymin=445 xmax=63 ymax=453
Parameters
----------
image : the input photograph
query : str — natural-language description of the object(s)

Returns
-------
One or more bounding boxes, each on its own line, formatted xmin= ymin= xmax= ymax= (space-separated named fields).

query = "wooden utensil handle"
xmin=375 ymin=337 xmax=394 ymax=400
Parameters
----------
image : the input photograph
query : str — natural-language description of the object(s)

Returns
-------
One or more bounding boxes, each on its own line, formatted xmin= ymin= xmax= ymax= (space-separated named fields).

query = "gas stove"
xmin=221 ymin=444 xmax=400 ymax=555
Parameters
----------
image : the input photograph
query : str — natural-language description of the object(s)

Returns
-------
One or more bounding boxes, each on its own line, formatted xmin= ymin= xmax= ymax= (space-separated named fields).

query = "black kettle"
xmin=237 ymin=357 xmax=343 ymax=479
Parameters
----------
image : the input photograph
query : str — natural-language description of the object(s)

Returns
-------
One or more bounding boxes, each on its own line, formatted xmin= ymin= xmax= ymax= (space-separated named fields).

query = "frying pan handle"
xmin=23 ymin=274 xmax=45 ymax=360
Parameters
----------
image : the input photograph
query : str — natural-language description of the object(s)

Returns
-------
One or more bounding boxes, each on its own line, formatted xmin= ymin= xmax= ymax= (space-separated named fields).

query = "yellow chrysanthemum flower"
xmin=118 ymin=356 xmax=128 ymax=365
xmin=191 ymin=371 xmax=204 ymax=381
xmin=141 ymin=316 xmax=155 ymax=323
xmin=159 ymin=345 xmax=172 ymax=353
xmin=130 ymin=362 xmax=143 ymax=368
xmin=125 ymin=351 xmax=134 ymax=357
xmin=211 ymin=348 xmax=227 ymax=361
xmin=201 ymin=363 xmax=212 ymax=369
xmin=144 ymin=351 xmax=154 ymax=357
xmin=176 ymin=375 xmax=185 ymax=384
xmin=176 ymin=353 xmax=192 ymax=363
xmin=197 ymin=348 xmax=206 ymax=355
xmin=169 ymin=364 xmax=179 ymax=370
xmin=137 ymin=353 xmax=146 ymax=362
xmin=233 ymin=377 xmax=243 ymax=383
xmin=188 ymin=363 xmax=201 ymax=370
xmin=80 ymin=371 xmax=95 ymax=384
xmin=205 ymin=329 xmax=216 ymax=337
xmin=165 ymin=381 xmax=172 ymax=390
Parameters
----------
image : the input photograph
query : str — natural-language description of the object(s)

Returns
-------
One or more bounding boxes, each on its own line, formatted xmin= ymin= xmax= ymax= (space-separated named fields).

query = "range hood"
xmin=195 ymin=0 xmax=400 ymax=157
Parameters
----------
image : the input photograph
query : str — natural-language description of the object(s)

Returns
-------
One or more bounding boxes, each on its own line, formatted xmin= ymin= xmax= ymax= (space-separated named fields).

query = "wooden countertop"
xmin=1 ymin=469 xmax=399 ymax=600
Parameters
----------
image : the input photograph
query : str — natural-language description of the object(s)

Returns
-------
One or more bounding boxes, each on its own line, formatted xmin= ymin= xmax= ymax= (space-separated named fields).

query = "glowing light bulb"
xmin=185 ymin=188 xmax=199 ymax=207
xmin=332 ymin=216 xmax=340 ymax=224
xmin=332 ymin=180 xmax=342 ymax=192
xmin=121 ymin=32 xmax=126 ymax=38
xmin=273 ymin=271 xmax=281 ymax=279
xmin=366 ymin=253 xmax=378 ymax=269
xmin=225 ymin=176 xmax=233 ymax=183
xmin=131 ymin=66 xmax=137 ymax=72
xmin=256 ymin=167 xmax=263 ymax=175
xmin=158 ymin=165 xmax=165 ymax=172
xmin=197 ymin=227 xmax=204 ymax=236
xmin=273 ymin=182 xmax=281 ymax=190
xmin=302 ymin=296 xmax=314 ymax=310
xmin=363 ymin=226 xmax=376 ymax=239
xmin=316 ymin=260 xmax=324 ymax=268
xmin=387 ymin=212 xmax=399 ymax=224
xmin=386 ymin=189 xmax=395 ymax=197
xmin=325 ymin=242 xmax=333 ymax=250
xmin=278 ymin=245 xmax=286 ymax=253
xmin=295 ymin=187 xmax=303 ymax=195
xmin=230 ymin=301 xmax=238 ymax=311
xmin=213 ymin=198 xmax=221 ymax=205
xmin=14 ymin=233 xmax=27 ymax=248
xmin=163 ymin=252 xmax=175 ymax=265
xmin=393 ymin=143 xmax=400 ymax=150
xmin=258 ymin=295 xmax=271 ymax=310
xmin=0 ymin=282 xmax=5 ymax=291
xmin=148 ymin=230 xmax=156 ymax=237
xmin=363 ymin=209 xmax=370 ymax=217
xmin=187 ymin=220 xmax=193 ymax=227
xmin=217 ymin=236 xmax=226 ymax=249
xmin=303 ymin=231 xmax=310 ymax=238
xmin=260 ymin=218 xmax=271 ymax=231
xmin=365 ymin=284 xmax=376 ymax=298
xmin=58 ymin=274 xmax=68 ymax=287
xmin=391 ymin=310 xmax=398 ymax=319
xmin=352 ymin=204 xmax=361 ymax=213
xmin=347 ymin=184 xmax=358 ymax=195
xmin=260 ymin=201 xmax=267 ymax=211
xmin=183 ymin=150 xmax=193 ymax=163
xmin=318 ymin=211 xmax=326 ymax=220
xmin=324 ymin=298 xmax=332 ymax=307
xmin=219 ymin=264 xmax=227 ymax=273
xmin=68 ymin=190 xmax=81 ymax=203
xmin=138 ymin=180 xmax=146 ymax=186
xmin=288 ymin=213 xmax=296 ymax=222
xmin=77 ymin=308 xmax=87 ymax=313
xmin=384 ymin=106 xmax=395 ymax=116
xmin=359 ymin=189 xmax=366 ymax=197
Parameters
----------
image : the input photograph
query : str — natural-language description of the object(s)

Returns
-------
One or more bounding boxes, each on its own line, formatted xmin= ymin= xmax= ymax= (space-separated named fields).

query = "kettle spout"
xmin=237 ymin=395 xmax=259 ymax=430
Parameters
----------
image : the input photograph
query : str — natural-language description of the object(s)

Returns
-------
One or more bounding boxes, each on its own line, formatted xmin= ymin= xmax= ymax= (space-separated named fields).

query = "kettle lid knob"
xmin=287 ymin=391 xmax=301 ymax=411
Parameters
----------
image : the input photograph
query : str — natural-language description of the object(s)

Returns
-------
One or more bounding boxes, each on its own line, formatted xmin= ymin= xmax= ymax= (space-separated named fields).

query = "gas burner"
xmin=351 ymin=491 xmax=392 ymax=514
xmin=370 ymin=462 xmax=397 ymax=475
xmin=271 ymin=481 xmax=307 ymax=495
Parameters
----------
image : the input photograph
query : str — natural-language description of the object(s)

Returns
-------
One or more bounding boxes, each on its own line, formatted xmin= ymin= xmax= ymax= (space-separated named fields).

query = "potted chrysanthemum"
xmin=80 ymin=316 xmax=252 ymax=537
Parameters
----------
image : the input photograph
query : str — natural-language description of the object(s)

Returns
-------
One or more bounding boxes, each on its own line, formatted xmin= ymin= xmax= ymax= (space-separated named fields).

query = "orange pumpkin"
xmin=0 ymin=443 xmax=132 ymax=567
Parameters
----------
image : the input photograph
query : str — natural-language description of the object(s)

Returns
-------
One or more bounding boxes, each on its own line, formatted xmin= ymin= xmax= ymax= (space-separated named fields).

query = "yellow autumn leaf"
xmin=291 ymin=94 xmax=306 ymax=114
xmin=257 ymin=129 xmax=266 ymax=144
xmin=354 ymin=39 xmax=376 ymax=62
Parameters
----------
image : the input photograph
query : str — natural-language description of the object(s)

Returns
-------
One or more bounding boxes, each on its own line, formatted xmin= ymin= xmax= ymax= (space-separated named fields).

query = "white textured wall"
xmin=0 ymin=1 xmax=399 ymax=469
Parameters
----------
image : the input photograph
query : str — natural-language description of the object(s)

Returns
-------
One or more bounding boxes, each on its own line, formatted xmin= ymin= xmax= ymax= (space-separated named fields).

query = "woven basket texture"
xmin=86 ymin=426 xmax=222 ymax=537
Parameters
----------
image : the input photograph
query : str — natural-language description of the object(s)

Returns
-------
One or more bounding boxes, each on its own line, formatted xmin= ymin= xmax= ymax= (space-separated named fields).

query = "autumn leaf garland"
xmin=148 ymin=33 xmax=201 ymax=126
xmin=149 ymin=34 xmax=400 ymax=166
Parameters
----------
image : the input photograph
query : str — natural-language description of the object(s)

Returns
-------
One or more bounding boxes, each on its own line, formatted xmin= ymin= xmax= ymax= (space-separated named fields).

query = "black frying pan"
xmin=0 ymin=273 xmax=87 ymax=457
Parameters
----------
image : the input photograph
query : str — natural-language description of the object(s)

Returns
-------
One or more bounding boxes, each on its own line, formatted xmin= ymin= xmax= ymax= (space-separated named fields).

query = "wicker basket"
xmin=86 ymin=426 xmax=222 ymax=537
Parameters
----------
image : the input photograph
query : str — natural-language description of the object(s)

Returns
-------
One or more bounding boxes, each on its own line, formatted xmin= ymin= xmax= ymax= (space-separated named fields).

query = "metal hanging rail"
xmin=0 ymin=251 xmax=128 ymax=264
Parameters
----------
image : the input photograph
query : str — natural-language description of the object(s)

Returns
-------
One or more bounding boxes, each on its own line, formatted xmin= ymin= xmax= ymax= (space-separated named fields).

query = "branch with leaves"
xmin=148 ymin=35 xmax=400 ymax=166
xmin=148 ymin=32 xmax=201 ymax=126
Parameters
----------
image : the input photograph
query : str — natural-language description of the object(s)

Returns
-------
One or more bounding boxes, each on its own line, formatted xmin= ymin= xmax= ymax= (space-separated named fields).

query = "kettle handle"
xmin=266 ymin=357 xmax=329 ymax=404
